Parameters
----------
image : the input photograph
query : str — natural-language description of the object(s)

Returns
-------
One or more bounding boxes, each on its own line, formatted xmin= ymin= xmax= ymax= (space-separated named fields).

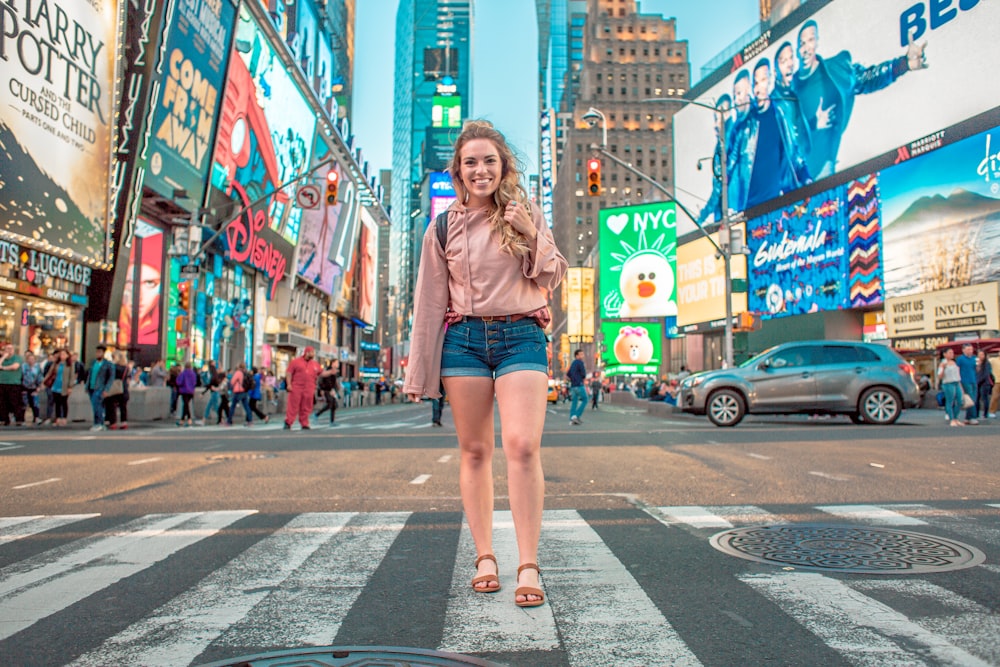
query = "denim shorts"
xmin=441 ymin=318 xmax=548 ymax=379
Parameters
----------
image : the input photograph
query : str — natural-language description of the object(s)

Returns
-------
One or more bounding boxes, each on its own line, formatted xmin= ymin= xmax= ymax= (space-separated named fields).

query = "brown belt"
xmin=462 ymin=314 xmax=530 ymax=323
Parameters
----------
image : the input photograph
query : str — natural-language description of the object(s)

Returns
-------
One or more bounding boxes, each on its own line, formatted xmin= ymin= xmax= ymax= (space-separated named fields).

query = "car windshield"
xmin=738 ymin=345 xmax=779 ymax=368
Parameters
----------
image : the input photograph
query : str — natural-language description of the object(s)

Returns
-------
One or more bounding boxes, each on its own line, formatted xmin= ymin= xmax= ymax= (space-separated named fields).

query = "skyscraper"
xmin=390 ymin=0 xmax=472 ymax=353
xmin=548 ymin=0 xmax=690 ymax=371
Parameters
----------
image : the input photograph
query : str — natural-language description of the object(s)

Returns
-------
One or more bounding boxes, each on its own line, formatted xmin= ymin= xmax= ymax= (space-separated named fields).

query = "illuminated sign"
xmin=539 ymin=109 xmax=555 ymax=227
xmin=1 ymin=0 xmax=121 ymax=267
xmin=432 ymin=95 xmax=462 ymax=128
xmin=881 ymin=124 xmax=1000 ymax=298
xmin=598 ymin=202 xmax=677 ymax=320
xmin=747 ymin=176 xmax=884 ymax=319
xmin=674 ymin=0 xmax=1000 ymax=233
xmin=564 ymin=267 xmax=595 ymax=341
xmin=676 ymin=225 xmax=748 ymax=327
xmin=144 ymin=0 xmax=236 ymax=208
xmin=600 ymin=321 xmax=662 ymax=375
xmin=885 ymin=282 xmax=998 ymax=338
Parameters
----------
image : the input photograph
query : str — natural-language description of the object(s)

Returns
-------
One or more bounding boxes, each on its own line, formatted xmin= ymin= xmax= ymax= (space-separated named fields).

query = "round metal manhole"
xmin=709 ymin=524 xmax=986 ymax=574
xmin=193 ymin=645 xmax=501 ymax=667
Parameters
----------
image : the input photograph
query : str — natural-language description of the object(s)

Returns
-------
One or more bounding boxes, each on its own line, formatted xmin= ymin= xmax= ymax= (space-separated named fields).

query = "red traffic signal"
xmin=325 ymin=170 xmax=340 ymax=204
xmin=178 ymin=281 xmax=190 ymax=312
xmin=586 ymin=158 xmax=601 ymax=196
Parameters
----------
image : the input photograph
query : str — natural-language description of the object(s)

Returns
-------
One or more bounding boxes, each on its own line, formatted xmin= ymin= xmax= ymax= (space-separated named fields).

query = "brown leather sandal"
xmin=515 ymin=562 xmax=545 ymax=607
xmin=471 ymin=554 xmax=501 ymax=593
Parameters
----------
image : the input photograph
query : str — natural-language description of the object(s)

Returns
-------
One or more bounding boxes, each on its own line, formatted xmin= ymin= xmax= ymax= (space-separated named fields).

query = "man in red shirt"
xmin=284 ymin=346 xmax=321 ymax=430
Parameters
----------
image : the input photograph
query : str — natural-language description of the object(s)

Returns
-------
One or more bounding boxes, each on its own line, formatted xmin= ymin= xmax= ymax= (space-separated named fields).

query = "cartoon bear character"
xmin=613 ymin=326 xmax=654 ymax=365
xmin=617 ymin=251 xmax=676 ymax=318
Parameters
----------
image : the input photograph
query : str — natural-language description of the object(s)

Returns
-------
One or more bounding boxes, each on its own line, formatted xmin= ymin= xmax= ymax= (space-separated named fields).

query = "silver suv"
xmin=678 ymin=341 xmax=921 ymax=427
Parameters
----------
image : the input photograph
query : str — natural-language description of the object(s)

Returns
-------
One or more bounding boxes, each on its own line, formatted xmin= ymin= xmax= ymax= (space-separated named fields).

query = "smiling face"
xmin=619 ymin=252 xmax=673 ymax=312
xmin=458 ymin=138 xmax=503 ymax=208
xmin=798 ymin=24 xmax=818 ymax=69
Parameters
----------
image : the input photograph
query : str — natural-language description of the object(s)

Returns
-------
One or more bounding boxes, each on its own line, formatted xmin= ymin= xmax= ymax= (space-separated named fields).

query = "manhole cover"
xmin=709 ymin=524 xmax=986 ymax=574
xmin=193 ymin=646 xmax=501 ymax=667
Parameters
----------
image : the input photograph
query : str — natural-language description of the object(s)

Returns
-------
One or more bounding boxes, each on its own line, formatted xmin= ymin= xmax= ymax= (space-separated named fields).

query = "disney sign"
xmin=224 ymin=182 xmax=291 ymax=299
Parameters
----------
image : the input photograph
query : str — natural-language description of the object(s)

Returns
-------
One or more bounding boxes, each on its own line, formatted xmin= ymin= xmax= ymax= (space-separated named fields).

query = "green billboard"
xmin=598 ymin=202 xmax=677 ymax=320
xmin=601 ymin=321 xmax=662 ymax=375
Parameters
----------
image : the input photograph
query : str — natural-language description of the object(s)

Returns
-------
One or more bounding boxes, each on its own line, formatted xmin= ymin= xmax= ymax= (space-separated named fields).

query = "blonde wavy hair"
xmin=449 ymin=120 xmax=531 ymax=257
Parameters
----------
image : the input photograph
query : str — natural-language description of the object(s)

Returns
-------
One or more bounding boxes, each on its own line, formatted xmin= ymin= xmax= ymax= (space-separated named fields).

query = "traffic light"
xmin=178 ymin=281 xmax=190 ymax=312
xmin=586 ymin=158 xmax=601 ymax=196
xmin=325 ymin=170 xmax=340 ymax=204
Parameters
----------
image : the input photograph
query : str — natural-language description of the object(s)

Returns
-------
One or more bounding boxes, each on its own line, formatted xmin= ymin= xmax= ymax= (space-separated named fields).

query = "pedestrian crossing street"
xmin=1 ymin=502 xmax=998 ymax=666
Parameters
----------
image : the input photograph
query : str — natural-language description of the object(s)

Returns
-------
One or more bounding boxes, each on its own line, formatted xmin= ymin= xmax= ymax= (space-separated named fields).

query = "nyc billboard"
xmin=598 ymin=202 xmax=677 ymax=320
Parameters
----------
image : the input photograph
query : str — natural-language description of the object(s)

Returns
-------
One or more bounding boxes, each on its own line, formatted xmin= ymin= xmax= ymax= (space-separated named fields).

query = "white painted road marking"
xmin=437 ymin=454 xmax=452 ymax=463
xmin=816 ymin=504 xmax=928 ymax=526
xmin=127 ymin=457 xmax=163 ymax=466
xmin=658 ymin=505 xmax=734 ymax=529
xmin=0 ymin=510 xmax=255 ymax=641
xmin=12 ymin=477 xmax=60 ymax=490
xmin=740 ymin=571 xmax=993 ymax=667
xmin=808 ymin=471 xmax=849 ymax=481
xmin=0 ymin=514 xmax=100 ymax=547
xmin=70 ymin=512 xmax=408 ymax=666
xmin=410 ymin=474 xmax=431 ymax=485
xmin=747 ymin=452 xmax=771 ymax=460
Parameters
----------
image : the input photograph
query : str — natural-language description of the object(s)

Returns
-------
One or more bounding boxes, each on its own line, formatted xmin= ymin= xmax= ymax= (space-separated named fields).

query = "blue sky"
xmin=352 ymin=0 xmax=760 ymax=177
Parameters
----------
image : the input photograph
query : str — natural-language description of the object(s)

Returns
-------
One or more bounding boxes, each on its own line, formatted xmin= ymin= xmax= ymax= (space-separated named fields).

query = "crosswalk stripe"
xmin=739 ymin=571 xmax=993 ymax=667
xmin=0 ymin=510 xmax=254 ymax=641
xmin=440 ymin=512 xmax=559 ymax=654
xmin=816 ymin=504 xmax=929 ymax=525
xmin=67 ymin=512 xmax=387 ymax=666
xmin=657 ymin=505 xmax=782 ymax=528
xmin=538 ymin=510 xmax=702 ymax=667
xmin=0 ymin=514 xmax=100 ymax=547
xmin=213 ymin=512 xmax=409 ymax=649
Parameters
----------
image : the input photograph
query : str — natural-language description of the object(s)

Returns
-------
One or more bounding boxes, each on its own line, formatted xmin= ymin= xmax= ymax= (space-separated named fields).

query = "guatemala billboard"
xmin=1 ymin=0 xmax=122 ymax=267
xmin=144 ymin=0 xmax=237 ymax=209
xmin=673 ymin=0 xmax=1000 ymax=233
xmin=747 ymin=175 xmax=884 ymax=319
xmin=598 ymin=202 xmax=677 ymax=320
xmin=880 ymin=123 xmax=1000 ymax=298
xmin=601 ymin=321 xmax=662 ymax=376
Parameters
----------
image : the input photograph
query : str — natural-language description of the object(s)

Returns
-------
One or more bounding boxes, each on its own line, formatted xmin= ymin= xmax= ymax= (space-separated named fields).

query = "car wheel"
xmin=707 ymin=389 xmax=745 ymax=427
xmin=860 ymin=387 xmax=901 ymax=425
xmin=849 ymin=413 xmax=865 ymax=424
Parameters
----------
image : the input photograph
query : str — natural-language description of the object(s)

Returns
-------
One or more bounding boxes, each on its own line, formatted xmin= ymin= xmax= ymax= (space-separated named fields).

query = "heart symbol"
xmin=25 ymin=270 xmax=35 ymax=282
xmin=606 ymin=213 xmax=628 ymax=235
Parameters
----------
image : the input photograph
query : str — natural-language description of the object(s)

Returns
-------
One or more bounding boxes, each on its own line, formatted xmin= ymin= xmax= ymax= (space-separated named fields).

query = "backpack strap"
xmin=435 ymin=212 xmax=449 ymax=251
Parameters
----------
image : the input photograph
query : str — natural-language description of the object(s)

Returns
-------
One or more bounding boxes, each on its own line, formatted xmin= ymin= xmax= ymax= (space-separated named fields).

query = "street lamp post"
xmin=582 ymin=103 xmax=736 ymax=368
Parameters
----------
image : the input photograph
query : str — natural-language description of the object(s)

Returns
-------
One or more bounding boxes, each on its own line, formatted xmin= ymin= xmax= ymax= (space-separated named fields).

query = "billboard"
xmin=209 ymin=5 xmax=317 ymax=245
xmin=881 ymin=124 xmax=1000 ymax=298
xmin=676 ymin=225 xmax=748 ymax=327
xmin=433 ymin=95 xmax=462 ymax=128
xmin=598 ymin=202 xmax=677 ymax=320
xmin=601 ymin=321 xmax=662 ymax=376
xmin=1 ymin=0 xmax=122 ymax=267
xmin=117 ymin=218 xmax=165 ymax=357
xmin=296 ymin=132 xmax=344 ymax=296
xmin=565 ymin=267 xmax=595 ymax=341
xmin=357 ymin=212 xmax=378 ymax=327
xmin=885 ymin=282 xmax=999 ymax=338
xmin=429 ymin=171 xmax=456 ymax=221
xmin=747 ymin=175 xmax=884 ymax=319
xmin=144 ymin=0 xmax=237 ymax=208
xmin=674 ymin=0 xmax=1000 ymax=231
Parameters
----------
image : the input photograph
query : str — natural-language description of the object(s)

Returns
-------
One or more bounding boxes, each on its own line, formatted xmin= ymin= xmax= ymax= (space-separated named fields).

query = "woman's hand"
xmin=407 ymin=393 xmax=422 ymax=403
xmin=503 ymin=200 xmax=536 ymax=239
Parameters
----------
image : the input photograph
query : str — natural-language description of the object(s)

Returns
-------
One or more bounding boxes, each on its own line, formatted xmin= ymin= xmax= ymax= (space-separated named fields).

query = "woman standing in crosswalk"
xmin=404 ymin=120 xmax=567 ymax=607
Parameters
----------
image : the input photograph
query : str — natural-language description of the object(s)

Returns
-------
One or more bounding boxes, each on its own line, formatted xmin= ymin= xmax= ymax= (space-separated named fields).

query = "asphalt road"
xmin=1 ymin=401 xmax=998 ymax=666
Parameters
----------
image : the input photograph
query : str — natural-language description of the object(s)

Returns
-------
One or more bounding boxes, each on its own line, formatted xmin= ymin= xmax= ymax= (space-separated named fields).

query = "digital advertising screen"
xmin=676 ymin=225 xmax=748 ymax=328
xmin=880 ymin=124 xmax=1000 ymax=299
xmin=144 ymin=0 xmax=237 ymax=208
xmin=601 ymin=321 xmax=663 ymax=376
xmin=673 ymin=0 xmax=1000 ymax=234
xmin=296 ymin=132 xmax=344 ymax=296
xmin=429 ymin=171 xmax=456 ymax=221
xmin=747 ymin=175 xmax=884 ymax=319
xmin=1 ymin=0 xmax=122 ymax=267
xmin=598 ymin=202 xmax=677 ymax=320
xmin=209 ymin=5 xmax=318 ymax=246
xmin=117 ymin=218 xmax=165 ymax=357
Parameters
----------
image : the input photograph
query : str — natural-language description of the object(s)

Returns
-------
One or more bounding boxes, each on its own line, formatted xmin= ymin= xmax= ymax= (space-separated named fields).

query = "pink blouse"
xmin=403 ymin=201 xmax=567 ymax=398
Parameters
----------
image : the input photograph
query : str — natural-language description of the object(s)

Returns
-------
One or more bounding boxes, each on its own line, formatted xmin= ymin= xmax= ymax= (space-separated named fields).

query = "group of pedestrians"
xmin=937 ymin=343 xmax=996 ymax=427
